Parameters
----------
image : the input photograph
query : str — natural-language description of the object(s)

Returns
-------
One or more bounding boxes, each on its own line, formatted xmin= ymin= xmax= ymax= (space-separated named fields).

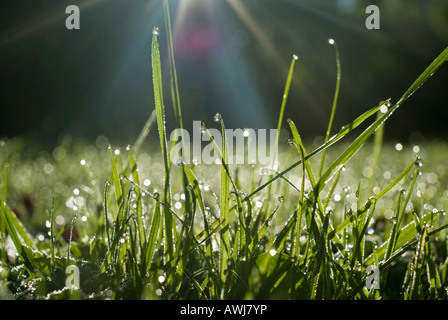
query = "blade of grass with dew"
xmin=181 ymin=166 xmax=219 ymax=297
xmin=163 ymin=0 xmax=184 ymax=134
xmin=201 ymin=118 xmax=246 ymax=289
xmin=398 ymin=46 xmax=448 ymax=104
xmin=103 ymin=182 xmax=112 ymax=250
xmin=109 ymin=147 xmax=124 ymax=221
xmin=272 ymin=54 xmax=298 ymax=169
xmin=318 ymin=39 xmax=341 ymax=178
xmin=286 ymin=125 xmax=307 ymax=257
xmin=264 ymin=55 xmax=298 ymax=219
xmin=0 ymin=201 xmax=36 ymax=276
xmin=0 ymin=157 xmax=8 ymax=263
xmin=152 ymin=27 xmax=174 ymax=262
xmin=49 ymin=199 xmax=56 ymax=269
xmin=384 ymin=168 xmax=419 ymax=264
xmin=162 ymin=0 xmax=193 ymax=225
xmin=182 ymin=165 xmax=213 ymax=262
xmin=145 ymin=195 xmax=161 ymax=275
xmin=218 ymin=116 xmax=230 ymax=292
xmin=407 ymin=226 xmax=427 ymax=299
xmin=129 ymin=149 xmax=146 ymax=273
xmin=364 ymin=109 xmax=386 ymax=203
xmin=133 ymin=108 xmax=156 ymax=156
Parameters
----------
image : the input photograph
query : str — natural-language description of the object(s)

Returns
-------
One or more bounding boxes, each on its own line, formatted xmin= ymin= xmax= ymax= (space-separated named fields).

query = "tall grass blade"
xmin=152 ymin=27 xmax=174 ymax=261
xmin=319 ymin=39 xmax=341 ymax=178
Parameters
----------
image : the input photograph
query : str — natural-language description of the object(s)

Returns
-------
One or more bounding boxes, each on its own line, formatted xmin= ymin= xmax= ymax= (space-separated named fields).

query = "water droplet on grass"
xmin=278 ymin=196 xmax=285 ymax=202
xmin=415 ymin=156 xmax=423 ymax=168
xmin=287 ymin=139 xmax=295 ymax=147
xmin=328 ymin=38 xmax=335 ymax=45
xmin=153 ymin=27 xmax=159 ymax=36
xmin=213 ymin=113 xmax=222 ymax=122
xmin=293 ymin=54 xmax=299 ymax=60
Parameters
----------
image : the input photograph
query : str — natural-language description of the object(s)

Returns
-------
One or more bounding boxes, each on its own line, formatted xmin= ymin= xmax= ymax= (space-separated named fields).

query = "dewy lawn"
xmin=1 ymin=1 xmax=448 ymax=301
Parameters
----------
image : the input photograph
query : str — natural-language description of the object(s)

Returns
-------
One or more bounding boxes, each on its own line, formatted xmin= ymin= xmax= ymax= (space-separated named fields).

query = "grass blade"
xmin=318 ymin=39 xmax=341 ymax=178
xmin=152 ymin=27 xmax=174 ymax=261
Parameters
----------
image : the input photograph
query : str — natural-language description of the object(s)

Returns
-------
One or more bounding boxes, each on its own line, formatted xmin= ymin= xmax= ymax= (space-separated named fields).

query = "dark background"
xmin=1 ymin=0 xmax=447 ymax=149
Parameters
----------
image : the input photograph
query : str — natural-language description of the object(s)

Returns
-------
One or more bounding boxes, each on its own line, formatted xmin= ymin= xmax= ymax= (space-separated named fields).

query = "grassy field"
xmin=1 ymin=2 xmax=448 ymax=300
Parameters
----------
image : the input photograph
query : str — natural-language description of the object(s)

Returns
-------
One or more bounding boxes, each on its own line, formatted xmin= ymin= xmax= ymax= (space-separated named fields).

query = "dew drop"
xmin=415 ymin=156 xmax=423 ymax=168
xmin=278 ymin=196 xmax=285 ymax=202
xmin=287 ymin=139 xmax=295 ymax=147
xmin=153 ymin=192 xmax=160 ymax=199
xmin=213 ymin=113 xmax=222 ymax=122
xmin=328 ymin=38 xmax=335 ymax=45
xmin=153 ymin=27 xmax=159 ymax=36
xmin=293 ymin=54 xmax=299 ymax=60
xmin=261 ymin=168 xmax=270 ymax=175
xmin=380 ymin=105 xmax=388 ymax=113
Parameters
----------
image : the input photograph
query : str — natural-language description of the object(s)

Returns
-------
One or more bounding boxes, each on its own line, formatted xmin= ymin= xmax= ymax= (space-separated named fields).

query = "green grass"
xmin=1 ymin=3 xmax=448 ymax=300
